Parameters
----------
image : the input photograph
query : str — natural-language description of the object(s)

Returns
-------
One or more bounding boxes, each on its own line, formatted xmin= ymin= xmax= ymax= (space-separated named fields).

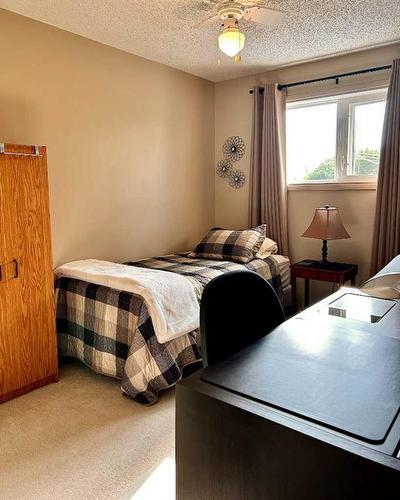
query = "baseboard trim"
xmin=0 ymin=372 xmax=59 ymax=403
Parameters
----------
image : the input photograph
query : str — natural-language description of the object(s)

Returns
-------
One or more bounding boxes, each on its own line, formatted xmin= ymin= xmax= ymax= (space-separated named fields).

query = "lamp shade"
xmin=302 ymin=206 xmax=350 ymax=241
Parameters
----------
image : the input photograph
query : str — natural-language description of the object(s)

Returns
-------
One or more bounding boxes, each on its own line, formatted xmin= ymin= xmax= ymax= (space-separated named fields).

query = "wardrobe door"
xmin=0 ymin=153 xmax=25 ymax=396
xmin=0 ymin=170 xmax=15 ymax=395
xmin=0 ymin=145 xmax=57 ymax=400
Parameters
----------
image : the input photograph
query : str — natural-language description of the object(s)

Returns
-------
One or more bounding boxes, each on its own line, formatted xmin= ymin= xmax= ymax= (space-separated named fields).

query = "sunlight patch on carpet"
xmin=131 ymin=455 xmax=175 ymax=500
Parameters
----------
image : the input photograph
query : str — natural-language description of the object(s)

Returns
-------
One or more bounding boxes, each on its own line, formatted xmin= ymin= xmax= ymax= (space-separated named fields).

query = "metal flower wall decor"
xmin=229 ymin=170 xmax=246 ymax=189
xmin=216 ymin=136 xmax=246 ymax=189
xmin=223 ymin=136 xmax=245 ymax=162
xmin=216 ymin=159 xmax=232 ymax=178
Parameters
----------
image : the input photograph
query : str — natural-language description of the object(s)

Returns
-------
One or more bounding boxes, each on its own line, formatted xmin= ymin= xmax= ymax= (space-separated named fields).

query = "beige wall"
xmin=0 ymin=9 xmax=215 ymax=267
xmin=215 ymin=44 xmax=400 ymax=305
xmin=1 ymin=6 xmax=398 ymax=305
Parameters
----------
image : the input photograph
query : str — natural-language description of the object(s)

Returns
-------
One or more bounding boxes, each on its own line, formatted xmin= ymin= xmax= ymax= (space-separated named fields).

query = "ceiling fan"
xmin=198 ymin=0 xmax=285 ymax=61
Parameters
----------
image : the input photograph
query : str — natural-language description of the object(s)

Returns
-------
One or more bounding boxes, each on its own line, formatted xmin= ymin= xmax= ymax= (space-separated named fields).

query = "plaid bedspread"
xmin=56 ymin=253 xmax=284 ymax=404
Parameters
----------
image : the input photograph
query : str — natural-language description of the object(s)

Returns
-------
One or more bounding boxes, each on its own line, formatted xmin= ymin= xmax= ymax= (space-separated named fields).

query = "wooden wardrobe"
xmin=0 ymin=143 xmax=58 ymax=403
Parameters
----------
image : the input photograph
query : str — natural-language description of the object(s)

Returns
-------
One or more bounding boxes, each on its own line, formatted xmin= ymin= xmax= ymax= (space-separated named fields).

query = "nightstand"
xmin=291 ymin=260 xmax=358 ymax=312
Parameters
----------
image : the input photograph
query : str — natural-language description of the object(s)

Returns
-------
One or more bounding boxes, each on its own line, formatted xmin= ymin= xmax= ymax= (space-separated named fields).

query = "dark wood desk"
xmin=176 ymin=289 xmax=400 ymax=500
xmin=291 ymin=260 xmax=358 ymax=312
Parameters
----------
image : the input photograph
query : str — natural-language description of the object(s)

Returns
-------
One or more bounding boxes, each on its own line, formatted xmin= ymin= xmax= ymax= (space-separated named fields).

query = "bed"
xmin=56 ymin=252 xmax=290 ymax=404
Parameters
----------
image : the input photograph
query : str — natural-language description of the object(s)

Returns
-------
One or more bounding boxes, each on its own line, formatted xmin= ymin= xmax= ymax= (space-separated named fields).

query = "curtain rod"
xmin=249 ymin=64 xmax=392 ymax=94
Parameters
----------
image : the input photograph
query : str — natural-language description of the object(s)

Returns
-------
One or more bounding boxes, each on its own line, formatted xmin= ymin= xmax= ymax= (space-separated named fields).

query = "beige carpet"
xmin=0 ymin=359 xmax=175 ymax=500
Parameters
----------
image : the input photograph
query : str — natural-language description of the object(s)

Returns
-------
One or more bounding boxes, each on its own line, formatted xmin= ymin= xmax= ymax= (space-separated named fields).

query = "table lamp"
xmin=302 ymin=205 xmax=350 ymax=264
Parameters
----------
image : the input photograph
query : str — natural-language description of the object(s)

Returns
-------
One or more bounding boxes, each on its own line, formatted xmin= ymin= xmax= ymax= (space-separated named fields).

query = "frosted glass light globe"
xmin=218 ymin=27 xmax=245 ymax=57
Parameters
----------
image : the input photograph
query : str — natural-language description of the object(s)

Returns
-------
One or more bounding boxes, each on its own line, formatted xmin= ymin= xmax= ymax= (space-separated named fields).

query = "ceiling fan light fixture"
xmin=218 ymin=25 xmax=245 ymax=57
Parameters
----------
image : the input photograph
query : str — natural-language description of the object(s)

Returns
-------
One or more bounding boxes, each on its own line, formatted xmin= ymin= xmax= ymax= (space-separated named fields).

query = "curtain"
xmin=249 ymin=83 xmax=289 ymax=256
xmin=370 ymin=59 xmax=400 ymax=275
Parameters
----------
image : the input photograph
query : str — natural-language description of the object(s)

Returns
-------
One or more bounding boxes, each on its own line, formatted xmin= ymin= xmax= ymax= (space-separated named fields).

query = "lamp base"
xmin=321 ymin=239 xmax=328 ymax=264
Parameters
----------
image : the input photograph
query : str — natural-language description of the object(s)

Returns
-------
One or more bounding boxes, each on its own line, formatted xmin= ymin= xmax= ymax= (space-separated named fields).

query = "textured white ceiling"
xmin=0 ymin=0 xmax=399 ymax=82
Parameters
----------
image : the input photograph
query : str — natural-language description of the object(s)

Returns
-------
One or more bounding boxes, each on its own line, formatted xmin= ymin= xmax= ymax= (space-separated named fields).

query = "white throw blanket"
xmin=55 ymin=259 xmax=200 ymax=343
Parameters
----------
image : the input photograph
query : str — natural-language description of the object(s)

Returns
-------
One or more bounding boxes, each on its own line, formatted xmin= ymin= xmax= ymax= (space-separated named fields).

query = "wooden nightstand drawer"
xmin=293 ymin=268 xmax=318 ymax=280
xmin=314 ymin=270 xmax=341 ymax=282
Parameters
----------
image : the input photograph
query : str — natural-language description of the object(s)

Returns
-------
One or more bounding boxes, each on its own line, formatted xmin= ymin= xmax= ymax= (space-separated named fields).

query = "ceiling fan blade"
xmin=244 ymin=6 xmax=285 ymax=25
xmin=193 ymin=13 xmax=220 ymax=28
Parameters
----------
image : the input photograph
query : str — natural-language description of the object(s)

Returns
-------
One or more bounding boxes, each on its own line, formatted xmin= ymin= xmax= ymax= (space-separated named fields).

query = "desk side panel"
xmin=176 ymin=382 xmax=400 ymax=500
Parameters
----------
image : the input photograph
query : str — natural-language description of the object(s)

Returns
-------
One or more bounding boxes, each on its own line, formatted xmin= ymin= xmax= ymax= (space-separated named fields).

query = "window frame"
xmin=286 ymin=88 xmax=387 ymax=188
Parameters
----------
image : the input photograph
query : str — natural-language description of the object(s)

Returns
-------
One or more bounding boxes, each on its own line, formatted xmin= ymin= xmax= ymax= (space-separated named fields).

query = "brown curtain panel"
xmin=371 ymin=59 xmax=400 ymax=275
xmin=249 ymin=83 xmax=289 ymax=256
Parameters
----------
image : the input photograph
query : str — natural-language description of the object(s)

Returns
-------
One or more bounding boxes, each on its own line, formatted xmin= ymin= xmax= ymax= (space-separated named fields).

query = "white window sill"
xmin=287 ymin=181 xmax=377 ymax=191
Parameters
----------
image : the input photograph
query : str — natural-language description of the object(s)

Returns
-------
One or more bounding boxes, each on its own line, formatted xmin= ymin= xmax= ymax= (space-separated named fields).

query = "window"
xmin=286 ymin=89 xmax=387 ymax=185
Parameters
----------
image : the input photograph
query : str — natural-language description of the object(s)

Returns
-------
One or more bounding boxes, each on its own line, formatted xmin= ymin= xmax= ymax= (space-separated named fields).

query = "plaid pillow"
xmin=189 ymin=225 xmax=266 ymax=263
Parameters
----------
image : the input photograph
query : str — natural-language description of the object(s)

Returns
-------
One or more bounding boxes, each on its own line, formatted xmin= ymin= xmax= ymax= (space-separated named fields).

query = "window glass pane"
xmin=287 ymin=103 xmax=337 ymax=182
xmin=349 ymin=100 xmax=385 ymax=177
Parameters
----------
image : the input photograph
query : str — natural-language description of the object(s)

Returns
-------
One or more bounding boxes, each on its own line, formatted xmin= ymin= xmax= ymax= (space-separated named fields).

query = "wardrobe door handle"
xmin=13 ymin=259 xmax=19 ymax=279
xmin=0 ymin=261 xmax=19 ymax=281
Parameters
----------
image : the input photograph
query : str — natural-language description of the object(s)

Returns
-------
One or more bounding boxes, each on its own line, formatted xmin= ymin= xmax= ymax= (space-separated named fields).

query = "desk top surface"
xmin=202 ymin=316 xmax=400 ymax=444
